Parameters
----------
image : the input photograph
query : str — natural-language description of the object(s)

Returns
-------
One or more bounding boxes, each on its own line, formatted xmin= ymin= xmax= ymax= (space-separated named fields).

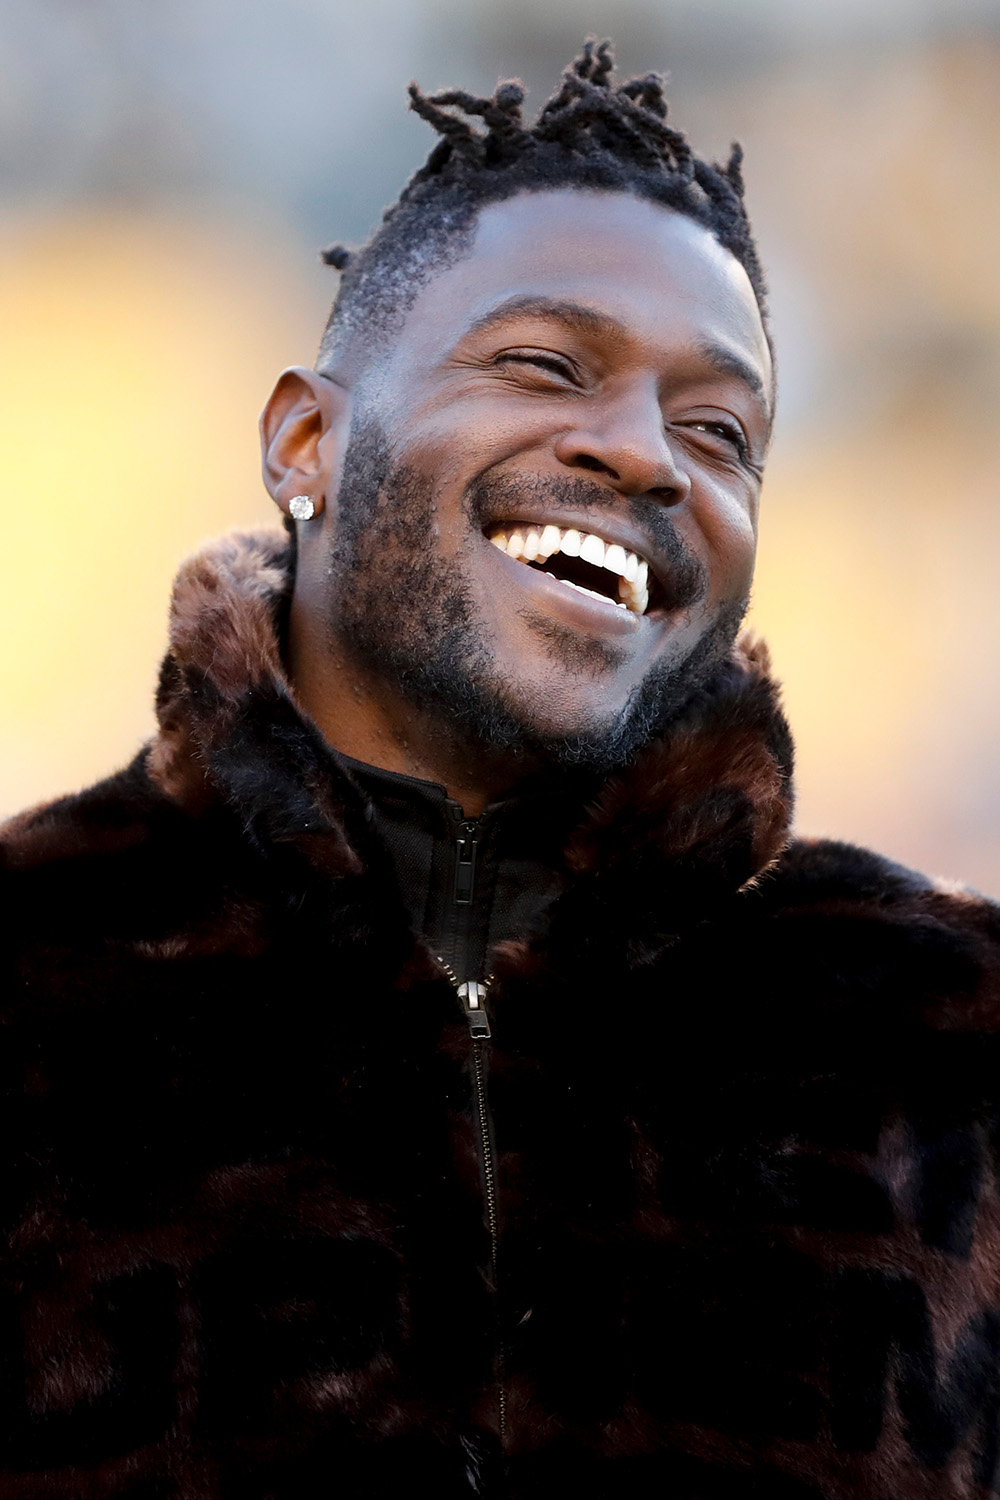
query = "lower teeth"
xmin=544 ymin=572 xmax=626 ymax=609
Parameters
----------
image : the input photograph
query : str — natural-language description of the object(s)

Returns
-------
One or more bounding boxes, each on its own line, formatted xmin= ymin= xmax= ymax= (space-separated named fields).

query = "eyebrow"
xmin=465 ymin=295 xmax=619 ymax=342
xmin=464 ymin=295 xmax=771 ymax=417
xmin=694 ymin=339 xmax=769 ymax=410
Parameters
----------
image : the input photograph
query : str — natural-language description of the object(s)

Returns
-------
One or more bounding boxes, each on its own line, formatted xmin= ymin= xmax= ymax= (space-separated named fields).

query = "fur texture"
xmin=3 ymin=531 xmax=1000 ymax=1498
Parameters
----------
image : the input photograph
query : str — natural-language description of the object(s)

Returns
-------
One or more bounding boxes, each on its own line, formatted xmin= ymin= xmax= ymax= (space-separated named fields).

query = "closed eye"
xmin=495 ymin=351 xmax=579 ymax=382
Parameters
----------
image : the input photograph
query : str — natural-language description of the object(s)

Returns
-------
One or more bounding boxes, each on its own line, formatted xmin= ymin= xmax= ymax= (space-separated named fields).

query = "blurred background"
xmin=2 ymin=0 xmax=999 ymax=889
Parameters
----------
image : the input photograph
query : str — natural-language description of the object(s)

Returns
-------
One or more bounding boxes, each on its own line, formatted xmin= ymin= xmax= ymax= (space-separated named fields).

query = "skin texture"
xmin=260 ymin=188 xmax=773 ymax=814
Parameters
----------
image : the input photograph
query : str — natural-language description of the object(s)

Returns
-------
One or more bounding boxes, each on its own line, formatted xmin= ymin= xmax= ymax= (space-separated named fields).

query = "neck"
xmin=287 ymin=600 xmax=542 ymax=818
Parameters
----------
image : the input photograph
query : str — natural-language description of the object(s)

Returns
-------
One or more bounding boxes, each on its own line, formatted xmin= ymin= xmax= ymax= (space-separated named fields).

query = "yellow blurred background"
xmin=2 ymin=2 xmax=999 ymax=891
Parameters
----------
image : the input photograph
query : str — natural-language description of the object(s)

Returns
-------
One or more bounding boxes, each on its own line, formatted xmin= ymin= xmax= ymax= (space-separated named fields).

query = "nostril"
xmin=573 ymin=453 xmax=619 ymax=479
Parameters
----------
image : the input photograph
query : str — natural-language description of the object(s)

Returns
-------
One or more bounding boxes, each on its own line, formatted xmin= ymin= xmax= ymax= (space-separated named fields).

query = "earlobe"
xmin=259 ymin=367 xmax=349 ymax=522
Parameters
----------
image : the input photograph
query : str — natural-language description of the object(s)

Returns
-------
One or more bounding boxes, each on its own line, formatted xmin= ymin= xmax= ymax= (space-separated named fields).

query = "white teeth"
xmin=539 ymin=523 xmax=562 ymax=558
xmin=618 ymin=575 xmax=650 ymax=616
xmin=604 ymin=543 xmax=627 ymax=577
xmin=556 ymin=577 xmax=624 ymax=608
xmin=579 ymin=533 xmax=605 ymax=568
xmin=488 ymin=523 xmax=652 ymax=617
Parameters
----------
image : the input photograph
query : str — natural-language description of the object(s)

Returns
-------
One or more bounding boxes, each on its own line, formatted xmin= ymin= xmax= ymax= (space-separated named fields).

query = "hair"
xmin=316 ymin=38 xmax=768 ymax=375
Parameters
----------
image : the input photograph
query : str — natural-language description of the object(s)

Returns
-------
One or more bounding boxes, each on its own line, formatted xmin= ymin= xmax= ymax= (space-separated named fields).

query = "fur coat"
xmin=3 ymin=529 xmax=1000 ymax=1499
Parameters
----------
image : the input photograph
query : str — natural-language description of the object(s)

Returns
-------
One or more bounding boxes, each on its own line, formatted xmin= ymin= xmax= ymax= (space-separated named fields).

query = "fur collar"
xmin=147 ymin=529 xmax=795 ymax=919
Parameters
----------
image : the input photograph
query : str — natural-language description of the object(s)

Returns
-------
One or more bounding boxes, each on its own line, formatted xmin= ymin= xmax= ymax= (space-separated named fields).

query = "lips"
xmin=487 ymin=522 xmax=651 ymax=615
xmin=466 ymin=470 xmax=708 ymax=623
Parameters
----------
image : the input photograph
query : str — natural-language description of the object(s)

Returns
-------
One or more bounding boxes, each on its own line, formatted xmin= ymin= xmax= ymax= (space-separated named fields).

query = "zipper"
xmin=437 ymin=956 xmax=506 ymax=1448
xmin=458 ymin=978 xmax=490 ymax=1039
xmin=442 ymin=811 xmax=481 ymax=984
xmin=453 ymin=819 xmax=478 ymax=906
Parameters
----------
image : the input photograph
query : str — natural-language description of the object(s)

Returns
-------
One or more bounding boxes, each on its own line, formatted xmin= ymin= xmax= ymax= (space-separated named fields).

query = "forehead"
xmin=386 ymin=188 xmax=771 ymax=383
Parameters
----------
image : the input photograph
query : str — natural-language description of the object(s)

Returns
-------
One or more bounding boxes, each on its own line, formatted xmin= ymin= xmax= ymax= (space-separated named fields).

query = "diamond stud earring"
xmin=289 ymin=495 xmax=316 ymax=521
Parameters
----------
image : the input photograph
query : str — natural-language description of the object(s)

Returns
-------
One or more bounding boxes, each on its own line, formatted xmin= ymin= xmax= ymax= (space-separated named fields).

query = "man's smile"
xmin=471 ymin=487 xmax=711 ymax=641
xmin=463 ymin=456 xmax=717 ymax=650
xmin=484 ymin=538 xmax=649 ymax=638
xmin=487 ymin=520 xmax=651 ymax=615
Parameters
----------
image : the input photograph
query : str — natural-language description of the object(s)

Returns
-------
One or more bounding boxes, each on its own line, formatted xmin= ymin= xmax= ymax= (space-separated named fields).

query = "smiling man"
xmin=277 ymin=188 xmax=769 ymax=809
xmin=4 ymin=40 xmax=1000 ymax=1500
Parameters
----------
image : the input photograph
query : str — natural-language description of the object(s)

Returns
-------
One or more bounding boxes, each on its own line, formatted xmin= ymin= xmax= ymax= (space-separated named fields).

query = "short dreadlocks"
xmin=316 ymin=38 xmax=767 ymax=375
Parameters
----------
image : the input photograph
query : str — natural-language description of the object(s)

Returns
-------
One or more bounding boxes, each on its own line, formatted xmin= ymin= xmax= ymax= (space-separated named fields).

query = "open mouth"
xmin=487 ymin=524 xmax=652 ymax=615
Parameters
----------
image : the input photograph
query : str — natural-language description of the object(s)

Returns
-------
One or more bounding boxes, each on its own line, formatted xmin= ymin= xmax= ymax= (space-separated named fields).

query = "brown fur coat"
xmin=3 ymin=530 xmax=1000 ymax=1498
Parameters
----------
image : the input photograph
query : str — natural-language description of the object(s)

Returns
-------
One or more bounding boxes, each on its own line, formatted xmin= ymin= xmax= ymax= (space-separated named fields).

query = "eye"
xmin=681 ymin=416 xmax=750 ymax=463
xmin=494 ymin=350 xmax=579 ymax=383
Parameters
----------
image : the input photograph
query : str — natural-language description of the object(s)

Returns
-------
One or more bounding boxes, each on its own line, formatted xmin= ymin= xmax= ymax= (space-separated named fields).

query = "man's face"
xmin=315 ymin=189 xmax=772 ymax=767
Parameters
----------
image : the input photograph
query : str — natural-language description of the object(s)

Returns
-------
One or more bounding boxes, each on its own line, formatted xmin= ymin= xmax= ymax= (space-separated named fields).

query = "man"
xmin=2 ymin=39 xmax=999 ymax=1499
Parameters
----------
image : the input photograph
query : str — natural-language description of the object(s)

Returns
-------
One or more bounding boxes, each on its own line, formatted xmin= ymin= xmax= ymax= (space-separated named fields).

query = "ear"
xmin=259 ymin=367 xmax=350 ymax=521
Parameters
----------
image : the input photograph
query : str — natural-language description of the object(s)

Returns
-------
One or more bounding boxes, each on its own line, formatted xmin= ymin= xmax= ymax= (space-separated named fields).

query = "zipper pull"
xmin=458 ymin=979 xmax=491 ymax=1040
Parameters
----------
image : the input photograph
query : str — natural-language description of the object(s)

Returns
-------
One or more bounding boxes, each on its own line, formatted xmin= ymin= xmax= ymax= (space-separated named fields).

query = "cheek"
xmin=690 ymin=480 xmax=758 ymax=599
xmin=381 ymin=410 xmax=556 ymax=554
xmin=389 ymin=392 xmax=562 ymax=485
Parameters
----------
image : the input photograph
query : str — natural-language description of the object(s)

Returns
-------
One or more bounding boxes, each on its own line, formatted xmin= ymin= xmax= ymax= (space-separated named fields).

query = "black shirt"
xmin=338 ymin=755 xmax=593 ymax=984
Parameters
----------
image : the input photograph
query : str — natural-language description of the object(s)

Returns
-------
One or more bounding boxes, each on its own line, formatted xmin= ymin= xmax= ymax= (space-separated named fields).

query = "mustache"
xmin=465 ymin=470 xmax=709 ymax=611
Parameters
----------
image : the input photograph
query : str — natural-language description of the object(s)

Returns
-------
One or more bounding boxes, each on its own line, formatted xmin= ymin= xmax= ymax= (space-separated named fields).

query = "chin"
xmin=479 ymin=695 xmax=654 ymax=773
xmin=486 ymin=611 xmax=747 ymax=770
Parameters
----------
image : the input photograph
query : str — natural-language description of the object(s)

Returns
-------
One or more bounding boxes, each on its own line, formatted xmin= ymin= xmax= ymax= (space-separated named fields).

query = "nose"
xmin=552 ymin=383 xmax=691 ymax=505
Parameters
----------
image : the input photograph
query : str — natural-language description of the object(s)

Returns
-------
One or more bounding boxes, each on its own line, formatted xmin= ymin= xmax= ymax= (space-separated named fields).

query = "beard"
xmin=324 ymin=414 xmax=748 ymax=774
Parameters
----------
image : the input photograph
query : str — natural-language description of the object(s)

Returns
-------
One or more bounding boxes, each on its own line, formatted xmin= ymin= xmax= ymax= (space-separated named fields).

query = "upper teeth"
xmin=489 ymin=525 xmax=650 ymax=615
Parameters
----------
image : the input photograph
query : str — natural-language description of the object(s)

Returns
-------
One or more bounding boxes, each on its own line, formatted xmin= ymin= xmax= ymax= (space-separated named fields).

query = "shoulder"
xmin=749 ymin=835 xmax=1000 ymax=1026
xmin=1 ymin=753 xmax=174 ymax=874
xmin=767 ymin=834 xmax=997 ymax=921
xmin=0 ymin=753 xmax=241 ymax=954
